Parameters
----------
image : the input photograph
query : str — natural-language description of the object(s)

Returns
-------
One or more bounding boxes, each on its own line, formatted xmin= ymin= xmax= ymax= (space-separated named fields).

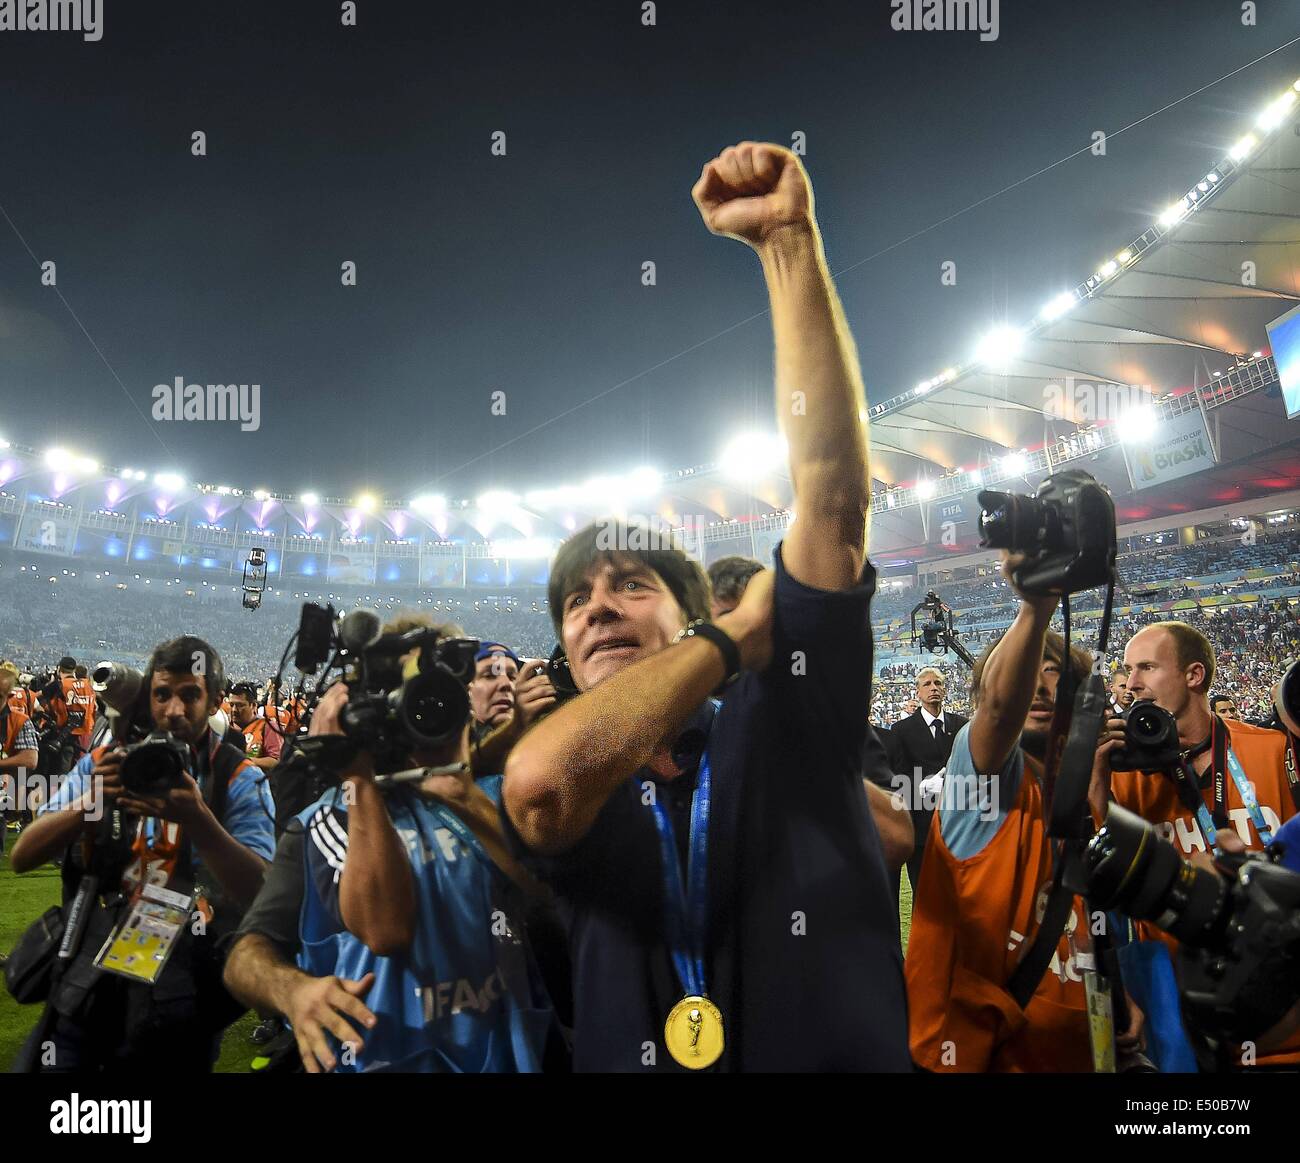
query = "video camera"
xmin=978 ymin=469 xmax=1117 ymax=597
xmin=1084 ymin=803 xmax=1300 ymax=1048
xmin=242 ymin=547 xmax=268 ymax=611
xmin=908 ymin=590 xmax=975 ymax=668
xmin=288 ymin=603 xmax=481 ymax=777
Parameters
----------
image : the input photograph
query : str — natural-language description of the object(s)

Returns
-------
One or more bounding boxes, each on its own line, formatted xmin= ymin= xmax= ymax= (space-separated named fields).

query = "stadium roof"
xmin=4 ymin=78 xmax=1300 ymax=564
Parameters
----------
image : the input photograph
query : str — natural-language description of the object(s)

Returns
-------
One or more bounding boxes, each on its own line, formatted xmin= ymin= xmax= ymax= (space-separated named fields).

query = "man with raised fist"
xmin=503 ymin=143 xmax=909 ymax=1072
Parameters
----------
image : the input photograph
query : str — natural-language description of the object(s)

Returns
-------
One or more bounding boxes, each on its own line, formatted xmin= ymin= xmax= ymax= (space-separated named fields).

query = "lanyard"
xmin=1182 ymin=719 xmax=1273 ymax=853
xmin=646 ymin=750 xmax=713 ymax=1000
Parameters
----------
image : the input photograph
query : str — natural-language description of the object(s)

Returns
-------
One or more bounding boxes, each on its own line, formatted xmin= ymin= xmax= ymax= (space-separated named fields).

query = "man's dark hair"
xmin=708 ymin=555 xmax=765 ymax=605
xmin=1210 ymin=692 xmax=1236 ymax=711
xmin=58 ymin=655 xmax=76 ymax=672
xmin=146 ymin=635 xmax=224 ymax=706
xmin=229 ymin=681 xmax=259 ymax=703
xmin=969 ymin=629 xmax=1091 ymax=709
xmin=547 ymin=520 xmax=710 ymax=637
xmin=73 ymin=664 xmax=88 ymax=679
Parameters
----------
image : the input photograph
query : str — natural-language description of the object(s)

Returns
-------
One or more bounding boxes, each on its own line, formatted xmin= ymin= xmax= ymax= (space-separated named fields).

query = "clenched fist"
xmin=692 ymin=142 xmax=813 ymax=247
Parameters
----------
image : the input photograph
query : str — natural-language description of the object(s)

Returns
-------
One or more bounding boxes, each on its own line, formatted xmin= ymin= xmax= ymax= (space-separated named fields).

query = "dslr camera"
xmin=1084 ymin=804 xmax=1300 ymax=1046
xmin=118 ymin=731 xmax=192 ymax=796
xmin=1108 ymin=700 xmax=1181 ymax=773
xmin=978 ymin=469 xmax=1117 ymax=596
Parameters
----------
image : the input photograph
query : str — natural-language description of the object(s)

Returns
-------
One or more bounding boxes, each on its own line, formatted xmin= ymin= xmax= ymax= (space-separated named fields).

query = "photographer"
xmin=10 ymin=636 xmax=274 ymax=1072
xmin=905 ymin=550 xmax=1144 ymax=1072
xmin=0 ymin=665 xmax=40 ymax=851
xmin=222 ymin=616 xmax=564 ymax=1073
xmin=501 ymin=142 xmax=909 ymax=1072
xmin=1103 ymin=620 xmax=1300 ymax=1066
xmin=228 ymin=682 xmax=283 ymax=771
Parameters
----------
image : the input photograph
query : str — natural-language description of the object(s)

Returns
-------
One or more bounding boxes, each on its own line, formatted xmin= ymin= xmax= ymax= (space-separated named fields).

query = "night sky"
xmin=2 ymin=0 xmax=1298 ymax=500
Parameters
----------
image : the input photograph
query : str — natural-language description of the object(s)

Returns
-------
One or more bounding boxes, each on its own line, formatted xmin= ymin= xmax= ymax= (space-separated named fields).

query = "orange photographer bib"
xmin=906 ymin=751 xmax=1095 ymax=1073
xmin=1111 ymin=717 xmax=1300 ymax=1066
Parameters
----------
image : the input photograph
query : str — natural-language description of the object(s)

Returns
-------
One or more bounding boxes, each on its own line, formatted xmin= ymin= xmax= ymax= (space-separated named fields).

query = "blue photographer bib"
xmin=295 ymin=776 xmax=556 ymax=1072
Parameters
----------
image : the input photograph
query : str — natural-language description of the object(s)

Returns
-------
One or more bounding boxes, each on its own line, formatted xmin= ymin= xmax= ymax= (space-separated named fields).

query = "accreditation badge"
xmin=94 ymin=882 xmax=194 ymax=985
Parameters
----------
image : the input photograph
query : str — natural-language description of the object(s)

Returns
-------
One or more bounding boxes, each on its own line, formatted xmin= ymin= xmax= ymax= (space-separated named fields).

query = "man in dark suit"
xmin=885 ymin=666 xmax=967 ymax=900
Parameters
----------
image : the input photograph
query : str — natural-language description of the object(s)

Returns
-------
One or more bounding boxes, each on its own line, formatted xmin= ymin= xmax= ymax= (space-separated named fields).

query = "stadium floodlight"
xmin=623 ymin=466 xmax=661 ymax=500
xmin=492 ymin=537 xmax=555 ymax=560
xmin=1040 ymin=291 xmax=1075 ymax=321
xmin=1098 ymin=259 xmax=1118 ymax=280
xmin=1256 ymin=90 xmax=1296 ymax=133
xmin=300 ymin=491 xmax=320 ymax=507
xmin=914 ymin=478 xmax=936 ymax=500
xmin=719 ymin=431 xmax=788 ymax=481
xmin=253 ymin=488 xmax=270 ymax=502
xmin=1000 ymin=450 xmax=1028 ymax=478
xmin=1116 ymin=249 xmax=1133 ymax=264
xmin=1229 ymin=134 xmax=1257 ymax=162
xmin=973 ymin=326 xmax=1024 ymax=369
xmin=915 ymin=379 xmax=933 ymax=395
xmin=1157 ymin=200 xmax=1189 ymax=229
xmin=1118 ymin=402 xmax=1159 ymax=445
xmin=410 ymin=493 xmax=445 ymax=515
xmin=44 ymin=447 xmax=73 ymax=472
xmin=966 ymin=468 xmax=984 ymax=487
xmin=476 ymin=489 xmax=520 ymax=516
xmin=154 ymin=472 xmax=185 ymax=493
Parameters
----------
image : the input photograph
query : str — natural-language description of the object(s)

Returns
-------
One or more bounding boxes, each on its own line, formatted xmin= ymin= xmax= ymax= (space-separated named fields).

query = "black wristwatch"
xmin=674 ymin=619 xmax=742 ymax=693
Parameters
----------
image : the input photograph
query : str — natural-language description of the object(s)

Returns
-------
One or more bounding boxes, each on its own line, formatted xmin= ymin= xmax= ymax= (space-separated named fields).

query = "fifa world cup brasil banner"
xmin=1122 ymin=409 xmax=1216 ymax=490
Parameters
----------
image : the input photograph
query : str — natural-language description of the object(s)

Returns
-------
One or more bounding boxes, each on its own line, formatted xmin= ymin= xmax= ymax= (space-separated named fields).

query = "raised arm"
xmin=967 ymin=552 xmax=1058 ymax=774
xmin=692 ymin=141 xmax=871 ymax=591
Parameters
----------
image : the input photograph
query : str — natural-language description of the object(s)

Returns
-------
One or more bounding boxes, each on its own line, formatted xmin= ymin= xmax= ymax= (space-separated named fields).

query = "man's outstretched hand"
xmin=692 ymin=142 xmax=813 ymax=248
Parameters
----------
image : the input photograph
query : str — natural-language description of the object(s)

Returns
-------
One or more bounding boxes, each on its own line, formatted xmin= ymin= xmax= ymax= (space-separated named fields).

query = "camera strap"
xmin=1008 ymin=839 xmax=1084 ymax=1010
xmin=1175 ymin=717 xmax=1274 ymax=853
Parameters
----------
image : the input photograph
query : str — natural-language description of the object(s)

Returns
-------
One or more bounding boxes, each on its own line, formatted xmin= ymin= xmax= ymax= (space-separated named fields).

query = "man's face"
xmin=1109 ymin=670 xmax=1133 ymax=707
xmin=1022 ymin=656 xmax=1062 ymax=742
xmin=561 ymin=555 xmax=687 ymax=691
xmin=228 ymin=695 xmax=256 ymax=728
xmin=902 ymin=698 xmax=920 ymax=716
xmin=470 ymin=653 xmax=518 ymax=727
xmin=917 ymin=672 xmax=946 ymax=715
xmin=1212 ymin=696 xmax=1238 ymax=719
xmin=0 ymin=673 xmax=13 ymax=698
xmin=150 ymin=668 xmax=214 ymax=746
xmin=1123 ymin=628 xmax=1199 ymax=721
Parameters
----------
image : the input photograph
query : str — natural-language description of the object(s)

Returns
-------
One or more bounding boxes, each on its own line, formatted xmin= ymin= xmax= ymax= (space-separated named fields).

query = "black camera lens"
xmin=119 ymin=732 xmax=189 ymax=796
xmin=977 ymin=491 xmax=1047 ymax=553
xmin=1277 ymin=658 xmax=1300 ymax=736
xmin=1127 ymin=701 xmax=1169 ymax=743
xmin=395 ymin=669 xmax=470 ymax=748
xmin=1086 ymin=805 xmax=1230 ymax=945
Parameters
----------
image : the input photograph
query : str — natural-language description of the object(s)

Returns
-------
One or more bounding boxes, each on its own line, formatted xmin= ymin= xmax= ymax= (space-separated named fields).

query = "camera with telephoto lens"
xmin=978 ymin=469 xmax=1117 ymax=596
xmin=118 ymin=731 xmax=191 ymax=796
xmin=1083 ymin=804 xmax=1300 ymax=1044
xmin=1108 ymin=700 xmax=1182 ymax=772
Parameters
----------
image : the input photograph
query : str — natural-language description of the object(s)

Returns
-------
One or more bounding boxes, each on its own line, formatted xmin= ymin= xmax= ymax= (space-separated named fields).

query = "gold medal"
xmin=664 ymin=995 xmax=724 ymax=1070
